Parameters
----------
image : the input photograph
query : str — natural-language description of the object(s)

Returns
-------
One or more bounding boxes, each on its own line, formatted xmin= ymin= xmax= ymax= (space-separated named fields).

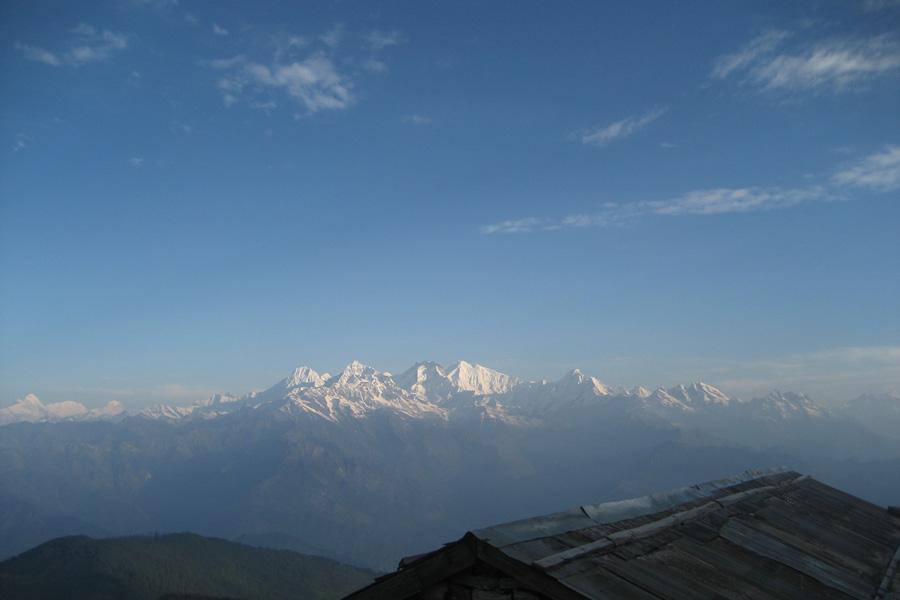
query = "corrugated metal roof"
xmin=343 ymin=469 xmax=900 ymax=599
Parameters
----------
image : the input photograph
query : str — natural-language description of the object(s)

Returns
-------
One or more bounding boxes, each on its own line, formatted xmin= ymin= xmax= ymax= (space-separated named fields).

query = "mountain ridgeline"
xmin=1 ymin=360 xmax=899 ymax=571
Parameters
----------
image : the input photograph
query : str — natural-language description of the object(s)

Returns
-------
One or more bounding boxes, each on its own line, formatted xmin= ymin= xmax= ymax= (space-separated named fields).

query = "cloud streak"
xmin=365 ymin=30 xmax=402 ymax=52
xmin=712 ymin=30 xmax=900 ymax=92
xmin=15 ymin=24 xmax=127 ymax=67
xmin=207 ymin=26 xmax=403 ymax=114
xmin=481 ymin=186 xmax=830 ymax=234
xmin=480 ymin=145 xmax=900 ymax=234
xmin=479 ymin=218 xmax=543 ymax=235
xmin=832 ymin=145 xmax=900 ymax=190
xmin=403 ymin=114 xmax=431 ymax=125
xmin=711 ymin=30 xmax=791 ymax=79
xmin=579 ymin=107 xmax=667 ymax=146
xmin=211 ymin=52 xmax=353 ymax=113
xmin=861 ymin=0 xmax=900 ymax=10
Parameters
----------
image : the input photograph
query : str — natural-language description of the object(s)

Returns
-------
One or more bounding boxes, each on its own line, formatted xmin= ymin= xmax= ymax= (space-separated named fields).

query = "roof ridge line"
xmin=534 ymin=473 xmax=807 ymax=571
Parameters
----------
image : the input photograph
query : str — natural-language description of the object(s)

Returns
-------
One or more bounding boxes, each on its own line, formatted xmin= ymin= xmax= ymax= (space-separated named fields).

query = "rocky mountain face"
xmin=1 ymin=360 xmax=898 ymax=571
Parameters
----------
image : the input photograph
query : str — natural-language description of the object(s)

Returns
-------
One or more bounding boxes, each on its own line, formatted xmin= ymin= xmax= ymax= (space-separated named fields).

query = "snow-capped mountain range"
xmin=0 ymin=393 xmax=123 ymax=425
xmin=1 ymin=359 xmax=858 ymax=427
xmin=2 ymin=360 xmax=898 ymax=571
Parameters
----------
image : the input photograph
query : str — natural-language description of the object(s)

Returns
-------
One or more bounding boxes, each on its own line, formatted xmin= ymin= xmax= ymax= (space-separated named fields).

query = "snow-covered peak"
xmin=21 ymin=393 xmax=43 ymax=407
xmin=667 ymin=382 xmax=731 ymax=406
xmin=629 ymin=386 xmax=651 ymax=398
xmin=563 ymin=368 xmax=587 ymax=383
xmin=645 ymin=387 xmax=693 ymax=411
xmin=139 ymin=404 xmax=196 ymax=420
xmin=395 ymin=361 xmax=455 ymax=400
xmin=45 ymin=400 xmax=90 ymax=419
xmin=444 ymin=360 xmax=518 ymax=396
xmin=6 ymin=360 xmax=843 ymax=430
xmin=284 ymin=366 xmax=327 ymax=389
xmin=750 ymin=390 xmax=824 ymax=418
xmin=0 ymin=393 xmax=96 ymax=425
xmin=0 ymin=394 xmax=48 ymax=424
xmin=557 ymin=369 xmax=611 ymax=396
xmin=334 ymin=360 xmax=381 ymax=385
xmin=90 ymin=400 xmax=125 ymax=418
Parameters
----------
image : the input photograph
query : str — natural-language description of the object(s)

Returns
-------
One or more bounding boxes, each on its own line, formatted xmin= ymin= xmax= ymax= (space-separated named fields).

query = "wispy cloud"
xmin=14 ymin=43 xmax=62 ymax=66
xmin=712 ymin=30 xmax=900 ymax=92
xmin=210 ymin=53 xmax=353 ymax=113
xmin=121 ymin=0 xmax=179 ymax=10
xmin=480 ymin=186 xmax=830 ymax=234
xmin=361 ymin=58 xmax=388 ymax=73
xmin=579 ymin=107 xmax=666 ymax=146
xmin=207 ymin=26 xmax=403 ymax=114
xmin=319 ymin=24 xmax=344 ymax=49
xmin=359 ymin=30 xmax=403 ymax=73
xmin=480 ymin=143 xmax=900 ymax=234
xmin=12 ymin=133 xmax=31 ymax=152
xmin=479 ymin=217 xmax=543 ymax=235
xmin=365 ymin=30 xmax=402 ymax=52
xmin=15 ymin=24 xmax=127 ymax=67
xmin=128 ymin=157 xmax=144 ymax=167
xmin=832 ymin=145 xmax=900 ymax=190
xmin=649 ymin=186 xmax=826 ymax=216
xmin=861 ymin=0 xmax=900 ymax=10
xmin=403 ymin=114 xmax=431 ymax=125
xmin=711 ymin=30 xmax=791 ymax=79
xmin=212 ymin=23 xmax=229 ymax=36
xmin=811 ymin=345 xmax=900 ymax=364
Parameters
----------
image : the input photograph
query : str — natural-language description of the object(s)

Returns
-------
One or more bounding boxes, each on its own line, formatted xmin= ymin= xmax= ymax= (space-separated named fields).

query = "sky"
xmin=1 ymin=0 xmax=899 ymax=409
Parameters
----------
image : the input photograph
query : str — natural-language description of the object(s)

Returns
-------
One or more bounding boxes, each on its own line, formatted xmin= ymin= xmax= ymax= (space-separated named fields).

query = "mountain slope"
xmin=0 ymin=533 xmax=374 ymax=600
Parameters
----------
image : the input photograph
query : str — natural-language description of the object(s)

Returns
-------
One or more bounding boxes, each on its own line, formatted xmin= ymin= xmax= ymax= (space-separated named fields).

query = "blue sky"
xmin=1 ymin=0 xmax=899 ymax=408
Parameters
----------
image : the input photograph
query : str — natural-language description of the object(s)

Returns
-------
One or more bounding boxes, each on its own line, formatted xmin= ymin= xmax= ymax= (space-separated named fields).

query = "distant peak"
xmin=336 ymin=360 xmax=379 ymax=384
xmin=445 ymin=361 xmax=518 ymax=396
xmin=100 ymin=400 xmax=125 ymax=414
xmin=344 ymin=360 xmax=373 ymax=373
xmin=22 ymin=393 xmax=44 ymax=407
xmin=667 ymin=381 xmax=730 ymax=405
xmin=557 ymin=368 xmax=610 ymax=395
xmin=558 ymin=368 xmax=588 ymax=384
xmin=285 ymin=366 xmax=326 ymax=388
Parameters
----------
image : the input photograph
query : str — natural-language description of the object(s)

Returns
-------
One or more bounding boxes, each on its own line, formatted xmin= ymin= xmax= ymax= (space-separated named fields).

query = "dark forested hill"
xmin=0 ymin=533 xmax=374 ymax=600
